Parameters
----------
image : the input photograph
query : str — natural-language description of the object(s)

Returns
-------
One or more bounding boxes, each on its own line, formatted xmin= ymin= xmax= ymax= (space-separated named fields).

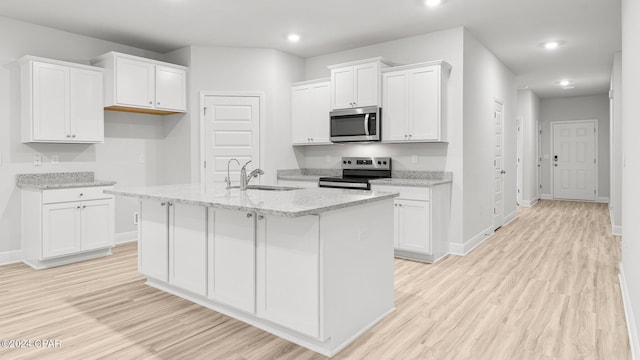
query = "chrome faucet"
xmin=239 ymin=160 xmax=264 ymax=190
xmin=226 ymin=158 xmax=240 ymax=189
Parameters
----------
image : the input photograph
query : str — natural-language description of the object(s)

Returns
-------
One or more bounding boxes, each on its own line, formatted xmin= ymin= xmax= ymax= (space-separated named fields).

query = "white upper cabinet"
xmin=382 ymin=61 xmax=450 ymax=143
xmin=92 ymin=52 xmax=187 ymax=115
xmin=20 ymin=56 xmax=104 ymax=143
xmin=291 ymin=79 xmax=331 ymax=145
xmin=329 ymin=57 xmax=392 ymax=110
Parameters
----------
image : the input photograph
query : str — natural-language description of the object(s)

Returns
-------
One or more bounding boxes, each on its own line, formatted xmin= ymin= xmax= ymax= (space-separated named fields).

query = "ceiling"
xmin=0 ymin=0 xmax=621 ymax=98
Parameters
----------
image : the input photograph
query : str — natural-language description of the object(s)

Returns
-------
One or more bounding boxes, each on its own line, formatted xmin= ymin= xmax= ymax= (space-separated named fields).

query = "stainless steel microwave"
xmin=330 ymin=106 xmax=381 ymax=143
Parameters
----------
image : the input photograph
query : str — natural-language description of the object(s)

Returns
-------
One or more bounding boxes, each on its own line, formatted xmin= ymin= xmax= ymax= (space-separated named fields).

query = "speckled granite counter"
xmin=277 ymin=169 xmax=452 ymax=187
xmin=17 ymin=172 xmax=116 ymax=190
xmin=105 ymin=183 xmax=398 ymax=217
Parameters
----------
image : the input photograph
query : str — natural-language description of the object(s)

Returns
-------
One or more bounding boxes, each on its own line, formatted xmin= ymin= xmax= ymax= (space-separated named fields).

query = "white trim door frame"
xmin=493 ymin=98 xmax=505 ymax=230
xmin=516 ymin=116 xmax=524 ymax=205
xmin=550 ymin=119 xmax=598 ymax=201
xmin=199 ymin=91 xmax=266 ymax=187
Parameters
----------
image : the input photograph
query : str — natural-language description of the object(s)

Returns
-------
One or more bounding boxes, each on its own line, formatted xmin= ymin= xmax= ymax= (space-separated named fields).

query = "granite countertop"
xmin=17 ymin=172 xmax=117 ymax=190
xmin=277 ymin=169 xmax=452 ymax=187
xmin=105 ymin=184 xmax=398 ymax=218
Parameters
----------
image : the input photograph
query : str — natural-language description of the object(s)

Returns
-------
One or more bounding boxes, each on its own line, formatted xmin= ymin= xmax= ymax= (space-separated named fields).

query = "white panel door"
xmin=204 ymin=95 xmax=260 ymax=189
xmin=291 ymin=85 xmax=312 ymax=144
xmin=396 ymin=200 xmax=431 ymax=254
xmin=170 ymin=203 xmax=207 ymax=296
xmin=382 ymin=71 xmax=408 ymax=142
xmin=69 ymin=68 xmax=103 ymax=142
xmin=354 ymin=62 xmax=379 ymax=107
xmin=139 ymin=200 xmax=169 ymax=281
xmin=115 ymin=57 xmax=154 ymax=108
xmin=32 ymin=62 xmax=69 ymax=141
xmin=409 ymin=67 xmax=439 ymax=141
xmin=208 ymin=209 xmax=255 ymax=313
xmin=80 ymin=199 xmax=114 ymax=251
xmin=331 ymin=67 xmax=354 ymax=109
xmin=155 ymin=65 xmax=187 ymax=111
xmin=256 ymin=215 xmax=320 ymax=338
xmin=553 ymin=121 xmax=597 ymax=201
xmin=493 ymin=101 xmax=505 ymax=229
xmin=310 ymin=81 xmax=330 ymax=144
xmin=42 ymin=202 xmax=80 ymax=258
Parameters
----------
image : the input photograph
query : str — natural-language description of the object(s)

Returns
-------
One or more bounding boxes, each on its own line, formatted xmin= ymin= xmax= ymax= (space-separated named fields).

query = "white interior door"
xmin=537 ymin=120 xmax=542 ymax=198
xmin=493 ymin=100 xmax=505 ymax=229
xmin=516 ymin=117 xmax=523 ymax=204
xmin=204 ymin=95 xmax=260 ymax=190
xmin=552 ymin=121 xmax=597 ymax=201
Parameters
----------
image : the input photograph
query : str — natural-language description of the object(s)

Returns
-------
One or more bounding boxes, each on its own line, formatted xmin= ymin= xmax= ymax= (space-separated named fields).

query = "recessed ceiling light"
xmin=287 ymin=34 xmax=300 ymax=43
xmin=558 ymin=79 xmax=574 ymax=88
xmin=544 ymin=41 xmax=559 ymax=50
xmin=425 ymin=0 xmax=442 ymax=7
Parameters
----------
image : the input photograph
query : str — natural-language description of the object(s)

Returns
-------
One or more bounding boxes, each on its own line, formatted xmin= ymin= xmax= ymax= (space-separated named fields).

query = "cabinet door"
xmin=408 ymin=67 xmax=440 ymax=141
xmin=32 ymin=62 xmax=70 ymax=141
xmin=42 ymin=202 xmax=80 ymax=258
xmin=69 ymin=68 xmax=104 ymax=142
xmin=331 ymin=66 xmax=354 ymax=110
xmin=311 ymin=81 xmax=331 ymax=144
xmin=291 ymin=85 xmax=312 ymax=145
xmin=354 ymin=62 xmax=380 ymax=107
xmin=139 ymin=200 xmax=169 ymax=281
xmin=115 ymin=57 xmax=154 ymax=108
xmin=80 ymin=199 xmax=114 ymax=251
xmin=170 ymin=204 xmax=207 ymax=296
xmin=257 ymin=215 xmax=320 ymax=338
xmin=155 ymin=65 xmax=187 ymax=111
xmin=396 ymin=199 xmax=431 ymax=254
xmin=208 ymin=209 xmax=255 ymax=313
xmin=382 ymin=71 xmax=409 ymax=142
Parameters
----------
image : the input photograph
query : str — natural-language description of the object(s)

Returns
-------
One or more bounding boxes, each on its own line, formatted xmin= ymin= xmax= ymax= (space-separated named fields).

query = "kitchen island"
xmin=105 ymin=184 xmax=397 ymax=357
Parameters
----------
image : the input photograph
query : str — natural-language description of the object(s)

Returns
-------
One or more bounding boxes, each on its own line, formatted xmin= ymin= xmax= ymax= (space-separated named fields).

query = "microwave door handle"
xmin=364 ymin=113 xmax=370 ymax=136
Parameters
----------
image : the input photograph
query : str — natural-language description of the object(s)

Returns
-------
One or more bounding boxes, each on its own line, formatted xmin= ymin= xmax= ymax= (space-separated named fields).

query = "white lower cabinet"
xmin=372 ymin=183 xmax=450 ymax=263
xmin=139 ymin=200 xmax=170 ymax=282
xmin=208 ymin=209 xmax=256 ymax=313
xmin=256 ymin=215 xmax=320 ymax=338
xmin=22 ymin=186 xmax=114 ymax=269
xmin=170 ymin=204 xmax=207 ymax=296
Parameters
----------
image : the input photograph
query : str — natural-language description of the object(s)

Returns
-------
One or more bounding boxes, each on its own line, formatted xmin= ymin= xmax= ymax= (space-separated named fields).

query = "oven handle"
xmin=364 ymin=113 xmax=370 ymax=136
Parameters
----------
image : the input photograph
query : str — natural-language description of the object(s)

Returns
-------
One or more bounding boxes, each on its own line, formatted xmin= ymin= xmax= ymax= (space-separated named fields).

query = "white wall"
xmin=621 ymin=0 xmax=640 ymax=354
xmin=0 ymin=16 xmax=168 ymax=254
xmin=609 ymin=52 xmax=622 ymax=234
xmin=462 ymin=29 xmax=517 ymax=242
xmin=162 ymin=45 xmax=305 ymax=186
xmin=539 ymin=94 xmax=610 ymax=199
xmin=302 ymin=27 xmax=465 ymax=245
xmin=517 ymin=89 xmax=541 ymax=205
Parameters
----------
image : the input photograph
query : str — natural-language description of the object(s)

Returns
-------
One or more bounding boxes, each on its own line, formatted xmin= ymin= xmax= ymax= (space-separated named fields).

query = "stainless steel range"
xmin=318 ymin=157 xmax=391 ymax=190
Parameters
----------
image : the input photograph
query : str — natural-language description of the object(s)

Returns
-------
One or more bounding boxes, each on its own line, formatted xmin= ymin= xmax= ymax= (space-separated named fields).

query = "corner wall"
xmin=539 ymin=94 xmax=610 ymax=200
xmin=462 ymin=29 xmax=517 ymax=245
xmin=610 ymin=52 xmax=622 ymax=234
xmin=517 ymin=89 xmax=541 ymax=205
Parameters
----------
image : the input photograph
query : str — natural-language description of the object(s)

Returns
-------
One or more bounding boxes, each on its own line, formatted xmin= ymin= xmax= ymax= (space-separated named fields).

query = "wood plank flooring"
xmin=0 ymin=200 xmax=631 ymax=359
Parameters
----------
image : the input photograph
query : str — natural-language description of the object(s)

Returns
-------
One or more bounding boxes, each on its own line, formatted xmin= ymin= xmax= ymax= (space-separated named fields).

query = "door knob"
xmin=501 ymin=170 xmax=506 ymax=174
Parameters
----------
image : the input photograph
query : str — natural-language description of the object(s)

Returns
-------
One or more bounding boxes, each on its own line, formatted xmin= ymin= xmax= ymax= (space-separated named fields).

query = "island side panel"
xmin=320 ymin=198 xmax=395 ymax=354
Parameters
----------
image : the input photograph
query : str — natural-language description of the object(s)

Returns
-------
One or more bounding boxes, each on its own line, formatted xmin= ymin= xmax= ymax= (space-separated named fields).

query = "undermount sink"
xmin=228 ymin=185 xmax=300 ymax=191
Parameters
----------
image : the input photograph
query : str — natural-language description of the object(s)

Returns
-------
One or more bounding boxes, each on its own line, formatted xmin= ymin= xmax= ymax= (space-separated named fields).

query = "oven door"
xmin=330 ymin=107 xmax=380 ymax=142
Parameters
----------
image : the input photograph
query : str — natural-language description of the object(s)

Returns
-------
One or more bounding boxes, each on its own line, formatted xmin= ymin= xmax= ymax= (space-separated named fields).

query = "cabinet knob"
xmin=157 ymin=102 xmax=160 ymax=105
xmin=160 ymin=202 xmax=166 ymax=206
xmin=408 ymin=134 xmax=412 ymax=138
xmin=82 ymin=205 xmax=87 ymax=209
xmin=66 ymin=134 xmax=71 ymax=138
xmin=149 ymin=101 xmax=153 ymax=105
xmin=247 ymin=213 xmax=253 ymax=218
xmin=77 ymin=205 xmax=81 ymax=209
xmin=79 ymin=193 xmax=84 ymax=197
xmin=257 ymin=215 xmax=264 ymax=220
xmin=71 ymin=134 xmax=76 ymax=138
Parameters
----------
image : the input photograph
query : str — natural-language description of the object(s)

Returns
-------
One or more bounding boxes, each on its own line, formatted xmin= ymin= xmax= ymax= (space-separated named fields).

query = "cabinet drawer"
xmin=371 ymin=185 xmax=430 ymax=201
xmin=42 ymin=186 xmax=113 ymax=204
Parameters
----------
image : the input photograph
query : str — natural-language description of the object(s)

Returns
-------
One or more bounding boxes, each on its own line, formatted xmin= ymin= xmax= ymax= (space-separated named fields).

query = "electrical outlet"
xmin=138 ymin=154 xmax=146 ymax=164
xmin=33 ymin=154 xmax=42 ymax=166
xmin=411 ymin=155 xmax=418 ymax=164
xmin=51 ymin=155 xmax=59 ymax=165
xmin=133 ymin=212 xmax=140 ymax=225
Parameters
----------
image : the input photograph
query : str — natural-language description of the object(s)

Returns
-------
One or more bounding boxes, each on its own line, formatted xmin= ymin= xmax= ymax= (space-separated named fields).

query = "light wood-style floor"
xmin=0 ymin=200 xmax=631 ymax=359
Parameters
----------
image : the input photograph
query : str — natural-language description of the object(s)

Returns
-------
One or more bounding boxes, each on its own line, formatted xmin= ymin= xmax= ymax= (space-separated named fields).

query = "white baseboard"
xmin=541 ymin=194 xmax=553 ymax=200
xmin=519 ymin=197 xmax=539 ymax=207
xmin=612 ymin=225 xmax=623 ymax=236
xmin=449 ymin=225 xmax=494 ymax=256
xmin=0 ymin=250 xmax=23 ymax=266
xmin=620 ymin=263 xmax=640 ymax=360
xmin=504 ymin=211 xmax=517 ymax=226
xmin=598 ymin=196 xmax=610 ymax=203
xmin=115 ymin=231 xmax=138 ymax=244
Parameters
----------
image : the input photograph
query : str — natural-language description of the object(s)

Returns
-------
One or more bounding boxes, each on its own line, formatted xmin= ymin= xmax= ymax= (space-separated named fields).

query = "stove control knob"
xmin=377 ymin=161 xmax=382 ymax=165
xmin=348 ymin=161 xmax=352 ymax=164
xmin=343 ymin=161 xmax=347 ymax=164
xmin=383 ymin=161 xmax=387 ymax=165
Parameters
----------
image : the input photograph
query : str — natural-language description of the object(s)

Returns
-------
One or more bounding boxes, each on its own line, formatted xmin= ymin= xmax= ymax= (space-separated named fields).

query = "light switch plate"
xmin=33 ymin=154 xmax=42 ymax=166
